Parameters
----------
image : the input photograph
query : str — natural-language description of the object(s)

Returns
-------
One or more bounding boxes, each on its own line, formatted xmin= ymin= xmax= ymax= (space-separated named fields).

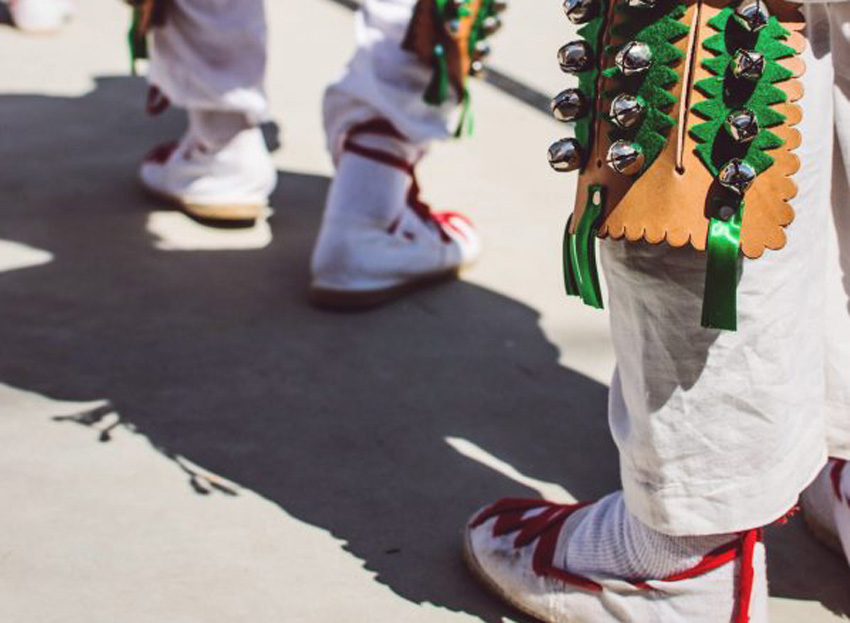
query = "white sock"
xmin=188 ymin=109 xmax=254 ymax=151
xmin=324 ymin=132 xmax=424 ymax=227
xmin=562 ymin=492 xmax=736 ymax=580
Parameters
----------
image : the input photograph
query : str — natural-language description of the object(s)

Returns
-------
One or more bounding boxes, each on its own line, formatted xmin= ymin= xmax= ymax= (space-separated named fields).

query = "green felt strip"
xmin=691 ymin=10 xmax=796 ymax=330
xmin=424 ymin=45 xmax=451 ymax=105
xmin=128 ymin=8 xmax=147 ymax=74
xmin=690 ymin=10 xmax=795 ymax=176
xmin=467 ymin=0 xmax=495 ymax=57
xmin=574 ymin=3 xmax=606 ymax=156
xmin=423 ymin=0 xmax=497 ymax=132
xmin=604 ymin=0 xmax=689 ymax=175
xmin=434 ymin=0 xmax=450 ymax=16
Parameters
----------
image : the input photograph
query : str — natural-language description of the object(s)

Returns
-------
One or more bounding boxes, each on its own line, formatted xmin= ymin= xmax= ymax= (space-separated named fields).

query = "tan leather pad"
xmin=570 ymin=0 xmax=805 ymax=260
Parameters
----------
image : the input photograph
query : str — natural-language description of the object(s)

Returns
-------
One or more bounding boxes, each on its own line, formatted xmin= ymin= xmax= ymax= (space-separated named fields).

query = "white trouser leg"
xmin=138 ymin=0 xmax=275 ymax=217
xmin=323 ymin=0 xmax=461 ymax=159
xmin=147 ymin=0 xmax=269 ymax=124
xmin=601 ymin=15 xmax=836 ymax=536
xmin=822 ymin=2 xmax=850 ymax=461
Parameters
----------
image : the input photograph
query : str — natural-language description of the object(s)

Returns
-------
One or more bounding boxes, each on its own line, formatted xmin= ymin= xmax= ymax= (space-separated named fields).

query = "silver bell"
xmin=615 ymin=41 xmax=653 ymax=76
xmin=725 ymin=109 xmax=759 ymax=144
xmin=550 ymin=89 xmax=589 ymax=122
xmin=563 ymin=0 xmax=596 ymax=24
xmin=469 ymin=60 xmax=487 ymax=77
xmin=548 ymin=138 xmax=584 ymax=172
xmin=731 ymin=49 xmax=765 ymax=82
xmin=626 ymin=0 xmax=658 ymax=9
xmin=734 ymin=0 xmax=770 ymax=32
xmin=558 ymin=40 xmax=594 ymax=74
xmin=606 ymin=140 xmax=645 ymax=175
xmin=474 ymin=41 xmax=492 ymax=60
xmin=609 ymin=93 xmax=646 ymax=129
xmin=481 ymin=15 xmax=502 ymax=36
xmin=492 ymin=0 xmax=508 ymax=13
xmin=718 ymin=159 xmax=757 ymax=195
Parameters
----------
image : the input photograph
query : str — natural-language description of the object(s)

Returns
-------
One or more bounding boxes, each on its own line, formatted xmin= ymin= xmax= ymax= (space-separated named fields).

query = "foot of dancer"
xmin=139 ymin=109 xmax=276 ymax=224
xmin=309 ymin=119 xmax=480 ymax=309
xmin=464 ymin=492 xmax=767 ymax=623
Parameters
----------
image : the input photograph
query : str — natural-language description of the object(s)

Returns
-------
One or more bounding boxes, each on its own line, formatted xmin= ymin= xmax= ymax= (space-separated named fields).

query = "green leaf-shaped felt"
xmin=605 ymin=0 xmax=689 ymax=175
xmin=574 ymin=5 xmax=607 ymax=156
xmin=690 ymin=10 xmax=796 ymax=176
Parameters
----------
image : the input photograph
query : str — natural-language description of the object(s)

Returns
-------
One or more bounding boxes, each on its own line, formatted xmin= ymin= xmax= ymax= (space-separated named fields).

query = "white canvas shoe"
xmin=9 ymin=0 xmax=74 ymax=33
xmin=801 ymin=459 xmax=850 ymax=560
xmin=139 ymin=126 xmax=276 ymax=223
xmin=464 ymin=498 xmax=768 ymax=623
xmin=309 ymin=119 xmax=480 ymax=309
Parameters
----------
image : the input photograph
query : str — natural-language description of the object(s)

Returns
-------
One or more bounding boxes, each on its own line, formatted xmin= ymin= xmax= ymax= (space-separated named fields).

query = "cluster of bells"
xmin=548 ymin=0 xmax=770 ymax=196
xmin=444 ymin=0 xmax=508 ymax=77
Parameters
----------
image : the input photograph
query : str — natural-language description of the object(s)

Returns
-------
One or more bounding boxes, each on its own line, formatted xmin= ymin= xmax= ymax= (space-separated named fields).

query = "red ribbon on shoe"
xmin=473 ymin=498 xmax=764 ymax=623
xmin=343 ymin=118 xmax=467 ymax=244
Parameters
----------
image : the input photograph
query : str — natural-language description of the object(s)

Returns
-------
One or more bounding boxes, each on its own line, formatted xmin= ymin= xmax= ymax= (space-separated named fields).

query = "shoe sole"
xmin=801 ymin=503 xmax=845 ymax=556
xmin=462 ymin=527 xmax=563 ymax=623
xmin=308 ymin=268 xmax=459 ymax=311
xmin=141 ymin=183 xmax=264 ymax=225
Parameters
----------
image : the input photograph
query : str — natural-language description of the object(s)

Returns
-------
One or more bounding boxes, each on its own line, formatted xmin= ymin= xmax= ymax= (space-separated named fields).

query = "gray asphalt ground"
xmin=0 ymin=1 xmax=848 ymax=621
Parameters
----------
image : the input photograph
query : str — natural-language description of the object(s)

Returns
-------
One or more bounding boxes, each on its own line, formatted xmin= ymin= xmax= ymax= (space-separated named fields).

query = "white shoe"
xmin=9 ymin=0 xmax=74 ymax=33
xmin=464 ymin=498 xmax=768 ymax=623
xmin=801 ymin=459 xmax=850 ymax=560
xmin=309 ymin=119 xmax=480 ymax=309
xmin=139 ymin=127 xmax=276 ymax=223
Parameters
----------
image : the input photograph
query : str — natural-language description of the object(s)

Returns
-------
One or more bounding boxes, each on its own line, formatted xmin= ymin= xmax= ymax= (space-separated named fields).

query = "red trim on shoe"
xmin=432 ymin=211 xmax=472 ymax=242
xmin=773 ymin=505 xmax=800 ymax=526
xmin=472 ymin=498 xmax=764 ymax=623
xmin=146 ymin=86 xmax=171 ymax=116
xmin=734 ymin=528 xmax=760 ymax=623
xmin=144 ymin=140 xmax=179 ymax=164
xmin=342 ymin=119 xmax=471 ymax=244
xmin=471 ymin=499 xmax=602 ymax=592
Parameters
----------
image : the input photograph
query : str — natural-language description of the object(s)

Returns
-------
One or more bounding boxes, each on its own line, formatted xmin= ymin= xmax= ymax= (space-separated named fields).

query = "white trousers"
xmin=603 ymin=3 xmax=850 ymax=537
xmin=147 ymin=0 xmax=457 ymax=150
xmin=147 ymin=0 xmax=269 ymax=124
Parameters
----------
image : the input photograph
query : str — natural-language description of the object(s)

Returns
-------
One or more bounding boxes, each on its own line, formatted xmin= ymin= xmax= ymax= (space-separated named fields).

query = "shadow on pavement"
xmin=0 ymin=76 xmax=847 ymax=620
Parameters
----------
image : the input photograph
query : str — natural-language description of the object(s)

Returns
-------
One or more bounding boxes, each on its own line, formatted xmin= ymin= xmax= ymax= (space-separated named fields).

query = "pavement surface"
xmin=0 ymin=1 xmax=848 ymax=622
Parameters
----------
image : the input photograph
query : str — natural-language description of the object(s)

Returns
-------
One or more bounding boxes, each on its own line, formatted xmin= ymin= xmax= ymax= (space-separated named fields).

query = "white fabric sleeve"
xmin=147 ymin=0 xmax=269 ymax=124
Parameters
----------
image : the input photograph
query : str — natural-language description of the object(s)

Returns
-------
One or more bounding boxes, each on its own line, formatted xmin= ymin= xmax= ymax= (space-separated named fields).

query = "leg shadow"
xmin=2 ymin=75 xmax=847 ymax=621
xmin=0 ymin=75 xmax=616 ymax=622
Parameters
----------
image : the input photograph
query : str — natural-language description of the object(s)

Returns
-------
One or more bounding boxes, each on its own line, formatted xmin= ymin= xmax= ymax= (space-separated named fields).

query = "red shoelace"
xmin=471 ymin=498 xmax=763 ymax=623
xmin=342 ymin=118 xmax=471 ymax=244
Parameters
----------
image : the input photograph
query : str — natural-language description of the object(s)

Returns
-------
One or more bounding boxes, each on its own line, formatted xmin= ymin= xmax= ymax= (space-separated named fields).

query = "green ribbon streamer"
xmin=424 ymin=0 xmax=494 ymax=128
xmin=467 ymin=0 xmax=494 ymax=55
xmin=564 ymin=185 xmax=604 ymax=309
xmin=454 ymin=89 xmax=474 ymax=137
xmin=701 ymin=203 xmax=743 ymax=330
xmin=425 ymin=44 xmax=450 ymax=105
xmin=563 ymin=215 xmax=580 ymax=297
xmin=127 ymin=7 xmax=151 ymax=75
